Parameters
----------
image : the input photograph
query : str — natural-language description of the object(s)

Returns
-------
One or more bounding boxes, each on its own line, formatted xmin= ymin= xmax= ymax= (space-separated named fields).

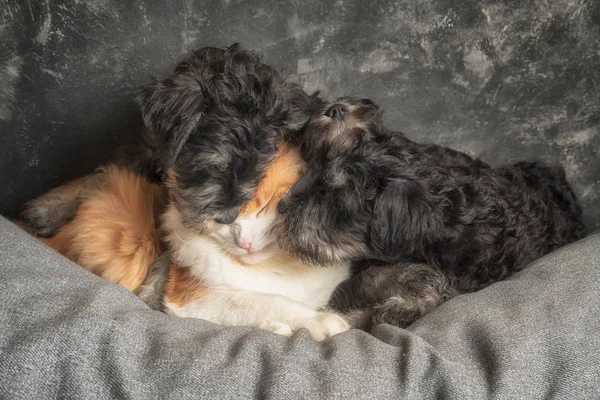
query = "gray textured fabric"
xmin=0 ymin=217 xmax=599 ymax=399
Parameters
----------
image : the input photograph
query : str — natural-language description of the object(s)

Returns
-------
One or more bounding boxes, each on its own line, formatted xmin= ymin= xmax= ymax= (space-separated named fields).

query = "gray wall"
xmin=1 ymin=0 xmax=599 ymax=230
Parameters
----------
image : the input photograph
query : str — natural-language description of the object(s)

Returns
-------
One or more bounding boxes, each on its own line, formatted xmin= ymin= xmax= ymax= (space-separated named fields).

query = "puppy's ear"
xmin=284 ymin=91 xmax=326 ymax=144
xmin=306 ymin=91 xmax=326 ymax=114
xmin=370 ymin=179 xmax=441 ymax=260
xmin=281 ymin=89 xmax=325 ymax=137
xmin=137 ymin=74 xmax=209 ymax=168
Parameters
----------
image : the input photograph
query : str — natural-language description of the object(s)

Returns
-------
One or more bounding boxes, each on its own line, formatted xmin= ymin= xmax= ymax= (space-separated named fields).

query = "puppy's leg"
xmin=372 ymin=289 xmax=451 ymax=329
xmin=341 ymin=308 xmax=375 ymax=332
xmin=20 ymin=171 xmax=106 ymax=237
xmin=330 ymin=262 xmax=459 ymax=329
xmin=167 ymin=290 xmax=350 ymax=341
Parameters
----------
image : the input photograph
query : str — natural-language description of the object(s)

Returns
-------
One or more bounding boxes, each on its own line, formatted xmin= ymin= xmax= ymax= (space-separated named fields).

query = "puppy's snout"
xmin=325 ymin=104 xmax=348 ymax=120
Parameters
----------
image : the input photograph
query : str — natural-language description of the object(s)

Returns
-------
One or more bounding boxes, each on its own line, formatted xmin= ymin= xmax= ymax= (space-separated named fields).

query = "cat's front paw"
xmin=259 ymin=320 xmax=294 ymax=337
xmin=259 ymin=312 xmax=350 ymax=341
xmin=302 ymin=311 xmax=350 ymax=341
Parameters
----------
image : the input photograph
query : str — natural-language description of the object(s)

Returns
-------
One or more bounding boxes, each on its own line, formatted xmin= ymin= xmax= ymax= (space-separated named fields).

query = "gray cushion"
xmin=0 ymin=216 xmax=599 ymax=399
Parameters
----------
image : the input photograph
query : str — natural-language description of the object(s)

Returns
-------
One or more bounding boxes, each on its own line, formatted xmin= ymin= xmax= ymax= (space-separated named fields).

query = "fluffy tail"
xmin=42 ymin=165 xmax=167 ymax=292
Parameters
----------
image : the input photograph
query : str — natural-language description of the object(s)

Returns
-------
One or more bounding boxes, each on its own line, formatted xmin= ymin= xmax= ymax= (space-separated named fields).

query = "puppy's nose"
xmin=325 ymin=103 xmax=348 ymax=120
xmin=236 ymin=239 xmax=252 ymax=252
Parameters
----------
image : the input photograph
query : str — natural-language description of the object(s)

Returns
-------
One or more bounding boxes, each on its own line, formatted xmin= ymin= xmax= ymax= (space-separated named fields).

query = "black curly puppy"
xmin=277 ymin=96 xmax=587 ymax=328
xmin=21 ymin=43 xmax=314 ymax=237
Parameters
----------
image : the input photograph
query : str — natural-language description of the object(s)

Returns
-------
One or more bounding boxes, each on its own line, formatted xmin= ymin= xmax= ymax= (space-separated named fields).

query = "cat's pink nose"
xmin=236 ymin=240 xmax=252 ymax=252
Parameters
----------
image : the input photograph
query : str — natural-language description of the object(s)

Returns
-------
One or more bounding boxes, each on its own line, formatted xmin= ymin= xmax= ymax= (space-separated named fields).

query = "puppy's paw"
xmin=343 ymin=308 xmax=375 ymax=331
xmin=296 ymin=311 xmax=351 ymax=341
xmin=372 ymin=296 xmax=422 ymax=328
xmin=259 ymin=320 xmax=294 ymax=337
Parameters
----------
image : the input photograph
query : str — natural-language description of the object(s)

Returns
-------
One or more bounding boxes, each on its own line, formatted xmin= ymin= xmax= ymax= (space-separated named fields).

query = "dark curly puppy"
xmin=21 ymin=43 xmax=314 ymax=237
xmin=277 ymin=96 xmax=587 ymax=328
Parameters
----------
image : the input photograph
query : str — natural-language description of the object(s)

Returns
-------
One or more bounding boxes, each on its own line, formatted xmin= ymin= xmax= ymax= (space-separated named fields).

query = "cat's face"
xmin=210 ymin=204 xmax=279 ymax=265
xmin=201 ymin=143 xmax=304 ymax=265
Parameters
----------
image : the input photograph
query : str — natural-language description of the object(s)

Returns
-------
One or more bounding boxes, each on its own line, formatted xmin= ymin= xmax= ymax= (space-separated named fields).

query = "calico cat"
xmin=20 ymin=142 xmax=352 ymax=341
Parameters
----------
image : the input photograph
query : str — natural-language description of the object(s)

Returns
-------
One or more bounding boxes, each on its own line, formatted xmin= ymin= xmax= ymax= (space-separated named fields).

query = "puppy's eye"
xmin=277 ymin=200 xmax=289 ymax=214
xmin=215 ymin=210 xmax=239 ymax=225
xmin=358 ymin=99 xmax=374 ymax=106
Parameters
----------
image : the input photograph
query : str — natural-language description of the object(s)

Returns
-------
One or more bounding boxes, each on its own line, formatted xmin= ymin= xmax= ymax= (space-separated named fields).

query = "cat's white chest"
xmin=177 ymin=235 xmax=350 ymax=308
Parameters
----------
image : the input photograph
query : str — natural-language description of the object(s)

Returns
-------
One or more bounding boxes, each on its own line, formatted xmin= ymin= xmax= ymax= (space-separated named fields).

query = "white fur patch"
xmin=163 ymin=205 xmax=352 ymax=340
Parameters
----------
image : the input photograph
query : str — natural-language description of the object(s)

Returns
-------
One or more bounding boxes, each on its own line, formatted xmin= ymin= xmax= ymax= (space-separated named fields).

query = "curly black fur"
xmin=277 ymin=97 xmax=587 ymax=328
xmin=136 ymin=43 xmax=318 ymax=232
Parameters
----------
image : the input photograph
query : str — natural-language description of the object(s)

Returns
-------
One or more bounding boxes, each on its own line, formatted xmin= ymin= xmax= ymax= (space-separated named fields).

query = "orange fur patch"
xmin=42 ymin=166 xmax=166 ymax=292
xmin=163 ymin=263 xmax=209 ymax=307
xmin=240 ymin=142 xmax=305 ymax=216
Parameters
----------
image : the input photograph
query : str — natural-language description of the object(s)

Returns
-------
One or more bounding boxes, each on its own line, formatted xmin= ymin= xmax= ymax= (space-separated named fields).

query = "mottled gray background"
xmin=1 ymin=0 xmax=599 ymax=230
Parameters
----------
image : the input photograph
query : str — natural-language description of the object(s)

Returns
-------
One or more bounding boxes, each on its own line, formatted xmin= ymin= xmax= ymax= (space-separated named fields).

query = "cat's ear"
xmin=370 ymin=179 xmax=439 ymax=260
xmin=137 ymin=73 xmax=209 ymax=168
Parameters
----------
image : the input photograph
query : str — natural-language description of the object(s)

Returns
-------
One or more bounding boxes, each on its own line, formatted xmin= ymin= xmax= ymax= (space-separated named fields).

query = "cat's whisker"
xmin=172 ymin=222 xmax=195 ymax=246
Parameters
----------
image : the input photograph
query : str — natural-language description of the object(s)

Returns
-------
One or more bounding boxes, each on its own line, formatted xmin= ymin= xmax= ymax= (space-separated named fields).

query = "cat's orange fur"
xmin=163 ymin=263 xmax=209 ymax=307
xmin=40 ymin=166 xmax=167 ymax=292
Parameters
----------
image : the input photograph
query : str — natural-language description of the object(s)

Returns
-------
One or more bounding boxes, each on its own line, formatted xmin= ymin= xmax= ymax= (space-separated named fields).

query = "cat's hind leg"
xmin=20 ymin=171 xmax=107 ymax=237
xmin=136 ymin=253 xmax=171 ymax=311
